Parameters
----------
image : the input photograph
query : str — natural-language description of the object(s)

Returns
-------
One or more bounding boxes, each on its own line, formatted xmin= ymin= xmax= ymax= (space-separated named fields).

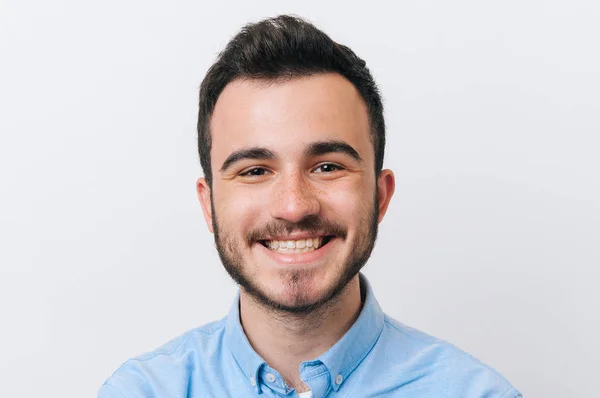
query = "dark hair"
xmin=197 ymin=15 xmax=385 ymax=186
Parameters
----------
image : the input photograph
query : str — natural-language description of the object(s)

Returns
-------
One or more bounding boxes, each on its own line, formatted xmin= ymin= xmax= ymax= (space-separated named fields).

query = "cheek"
xmin=213 ymin=186 xmax=264 ymax=233
xmin=321 ymin=181 xmax=372 ymax=223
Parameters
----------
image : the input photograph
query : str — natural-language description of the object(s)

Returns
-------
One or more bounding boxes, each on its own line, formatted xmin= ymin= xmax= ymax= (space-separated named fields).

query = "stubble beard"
xmin=210 ymin=190 xmax=379 ymax=316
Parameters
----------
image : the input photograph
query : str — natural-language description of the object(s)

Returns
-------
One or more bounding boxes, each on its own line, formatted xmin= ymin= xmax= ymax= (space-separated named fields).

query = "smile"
xmin=259 ymin=236 xmax=335 ymax=254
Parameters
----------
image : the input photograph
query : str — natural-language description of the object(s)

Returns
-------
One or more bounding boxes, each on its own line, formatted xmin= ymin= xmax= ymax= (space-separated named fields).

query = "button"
xmin=266 ymin=373 xmax=276 ymax=383
xmin=335 ymin=374 xmax=343 ymax=385
xmin=250 ymin=377 xmax=256 ymax=386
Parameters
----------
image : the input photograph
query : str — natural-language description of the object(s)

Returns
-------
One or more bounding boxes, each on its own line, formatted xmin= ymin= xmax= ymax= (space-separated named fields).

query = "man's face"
xmin=197 ymin=73 xmax=394 ymax=313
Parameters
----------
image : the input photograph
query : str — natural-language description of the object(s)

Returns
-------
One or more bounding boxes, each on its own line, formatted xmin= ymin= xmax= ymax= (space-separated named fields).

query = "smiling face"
xmin=197 ymin=73 xmax=395 ymax=314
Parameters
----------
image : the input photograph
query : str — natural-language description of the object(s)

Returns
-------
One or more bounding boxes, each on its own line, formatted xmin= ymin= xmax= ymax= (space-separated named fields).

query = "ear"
xmin=196 ymin=177 xmax=214 ymax=233
xmin=376 ymin=169 xmax=395 ymax=223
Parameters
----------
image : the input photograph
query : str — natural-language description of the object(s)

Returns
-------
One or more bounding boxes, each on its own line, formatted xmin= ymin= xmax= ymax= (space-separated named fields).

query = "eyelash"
xmin=239 ymin=163 xmax=344 ymax=177
xmin=239 ymin=168 xmax=270 ymax=177
xmin=314 ymin=163 xmax=343 ymax=173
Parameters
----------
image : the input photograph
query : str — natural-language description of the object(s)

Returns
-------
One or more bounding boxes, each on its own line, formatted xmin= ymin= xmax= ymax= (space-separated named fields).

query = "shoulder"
xmin=98 ymin=318 xmax=226 ymax=398
xmin=374 ymin=314 xmax=521 ymax=397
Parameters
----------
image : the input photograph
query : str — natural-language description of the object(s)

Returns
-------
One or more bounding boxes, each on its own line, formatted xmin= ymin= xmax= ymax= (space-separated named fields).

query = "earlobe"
xmin=196 ymin=177 xmax=214 ymax=233
xmin=376 ymin=169 xmax=395 ymax=223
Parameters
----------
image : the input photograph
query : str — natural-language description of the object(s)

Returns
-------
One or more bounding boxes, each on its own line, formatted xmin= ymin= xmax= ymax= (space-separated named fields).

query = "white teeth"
xmin=264 ymin=237 xmax=325 ymax=253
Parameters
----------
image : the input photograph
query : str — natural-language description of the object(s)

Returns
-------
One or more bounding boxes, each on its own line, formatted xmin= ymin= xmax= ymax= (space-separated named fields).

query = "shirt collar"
xmin=313 ymin=273 xmax=385 ymax=391
xmin=224 ymin=290 xmax=266 ymax=393
xmin=224 ymin=273 xmax=385 ymax=394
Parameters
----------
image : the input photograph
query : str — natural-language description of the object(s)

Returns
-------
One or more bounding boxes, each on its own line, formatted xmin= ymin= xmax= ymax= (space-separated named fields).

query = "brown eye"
xmin=240 ymin=167 xmax=269 ymax=177
xmin=314 ymin=163 xmax=343 ymax=173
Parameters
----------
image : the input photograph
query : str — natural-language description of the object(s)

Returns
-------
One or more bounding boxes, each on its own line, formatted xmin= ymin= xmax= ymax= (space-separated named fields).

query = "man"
xmin=99 ymin=15 xmax=521 ymax=398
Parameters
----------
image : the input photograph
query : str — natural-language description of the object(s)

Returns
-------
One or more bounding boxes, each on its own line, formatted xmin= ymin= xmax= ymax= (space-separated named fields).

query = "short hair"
xmin=197 ymin=15 xmax=385 ymax=186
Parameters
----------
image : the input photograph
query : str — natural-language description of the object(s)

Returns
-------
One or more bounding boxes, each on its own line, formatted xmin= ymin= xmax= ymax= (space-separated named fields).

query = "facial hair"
xmin=210 ymin=189 xmax=379 ymax=315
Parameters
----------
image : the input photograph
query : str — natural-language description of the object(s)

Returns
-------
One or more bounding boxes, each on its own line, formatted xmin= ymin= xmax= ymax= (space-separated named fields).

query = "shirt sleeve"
xmin=98 ymin=382 xmax=128 ymax=398
xmin=499 ymin=386 xmax=522 ymax=398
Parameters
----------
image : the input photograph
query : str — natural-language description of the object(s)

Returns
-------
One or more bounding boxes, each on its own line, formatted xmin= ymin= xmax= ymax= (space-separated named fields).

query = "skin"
xmin=196 ymin=73 xmax=395 ymax=392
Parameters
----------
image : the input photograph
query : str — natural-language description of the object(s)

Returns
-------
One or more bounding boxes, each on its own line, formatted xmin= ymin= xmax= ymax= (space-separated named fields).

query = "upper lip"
xmin=259 ymin=232 xmax=332 ymax=241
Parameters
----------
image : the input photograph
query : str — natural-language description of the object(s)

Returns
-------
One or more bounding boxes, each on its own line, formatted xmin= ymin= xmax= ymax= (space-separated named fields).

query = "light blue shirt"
xmin=99 ymin=274 xmax=521 ymax=397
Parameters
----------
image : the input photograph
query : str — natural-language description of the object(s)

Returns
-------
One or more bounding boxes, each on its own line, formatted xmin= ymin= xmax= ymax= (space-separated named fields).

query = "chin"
xmin=258 ymin=270 xmax=344 ymax=313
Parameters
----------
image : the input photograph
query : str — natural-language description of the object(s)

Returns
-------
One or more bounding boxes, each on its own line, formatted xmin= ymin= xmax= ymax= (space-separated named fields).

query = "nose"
xmin=269 ymin=171 xmax=321 ymax=223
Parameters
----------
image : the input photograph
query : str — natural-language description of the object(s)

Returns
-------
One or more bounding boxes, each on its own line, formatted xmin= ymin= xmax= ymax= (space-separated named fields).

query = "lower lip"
xmin=256 ymin=238 xmax=337 ymax=266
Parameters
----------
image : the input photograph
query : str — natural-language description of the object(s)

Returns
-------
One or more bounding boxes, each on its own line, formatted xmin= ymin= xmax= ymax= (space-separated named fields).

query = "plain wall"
xmin=1 ymin=0 xmax=598 ymax=396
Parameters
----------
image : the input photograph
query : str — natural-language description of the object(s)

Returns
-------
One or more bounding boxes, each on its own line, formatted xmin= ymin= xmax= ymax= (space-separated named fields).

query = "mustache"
xmin=246 ymin=215 xmax=347 ymax=244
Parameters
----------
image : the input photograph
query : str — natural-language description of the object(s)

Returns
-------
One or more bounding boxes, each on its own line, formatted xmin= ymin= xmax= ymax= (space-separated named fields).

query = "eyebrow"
xmin=219 ymin=147 xmax=277 ymax=173
xmin=304 ymin=140 xmax=363 ymax=162
xmin=218 ymin=139 xmax=362 ymax=173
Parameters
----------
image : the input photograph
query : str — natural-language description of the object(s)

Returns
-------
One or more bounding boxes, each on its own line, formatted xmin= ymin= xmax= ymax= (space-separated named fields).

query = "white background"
xmin=1 ymin=1 xmax=598 ymax=397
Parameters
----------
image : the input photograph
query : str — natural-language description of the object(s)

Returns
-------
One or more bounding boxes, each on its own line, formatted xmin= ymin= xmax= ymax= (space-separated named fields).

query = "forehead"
xmin=209 ymin=73 xmax=372 ymax=162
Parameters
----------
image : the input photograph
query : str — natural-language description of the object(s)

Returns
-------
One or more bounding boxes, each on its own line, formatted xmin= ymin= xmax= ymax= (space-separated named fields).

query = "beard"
xmin=210 ymin=189 xmax=379 ymax=315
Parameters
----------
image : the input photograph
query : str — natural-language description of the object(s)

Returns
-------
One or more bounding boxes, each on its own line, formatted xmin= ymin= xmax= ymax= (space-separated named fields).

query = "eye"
xmin=239 ymin=167 xmax=270 ymax=177
xmin=313 ymin=163 xmax=344 ymax=173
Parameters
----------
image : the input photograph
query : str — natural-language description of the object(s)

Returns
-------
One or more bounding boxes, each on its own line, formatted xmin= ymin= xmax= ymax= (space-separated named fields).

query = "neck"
xmin=239 ymin=275 xmax=362 ymax=392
